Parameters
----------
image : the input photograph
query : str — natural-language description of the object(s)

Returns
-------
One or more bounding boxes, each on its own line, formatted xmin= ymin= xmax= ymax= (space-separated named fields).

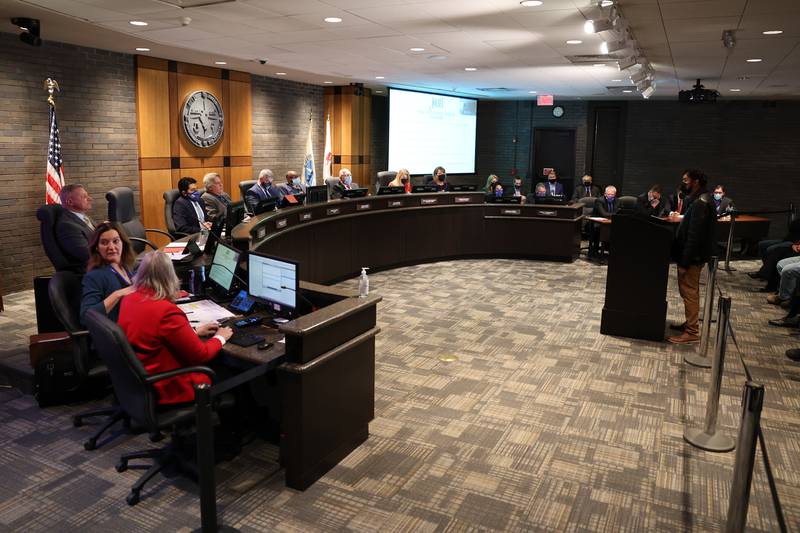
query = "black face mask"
xmin=680 ymin=183 xmax=691 ymax=194
xmin=401 ymin=177 xmax=408 ymax=183
xmin=583 ymin=180 xmax=591 ymax=185
xmin=548 ymin=177 xmax=556 ymax=182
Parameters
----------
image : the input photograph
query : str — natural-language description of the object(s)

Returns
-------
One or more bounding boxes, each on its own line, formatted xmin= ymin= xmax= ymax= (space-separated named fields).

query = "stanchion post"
xmin=724 ymin=382 xmax=765 ymax=533
xmin=723 ymin=211 xmax=737 ymax=272
xmin=684 ymin=297 xmax=736 ymax=452
xmin=686 ymin=257 xmax=718 ymax=368
xmin=195 ymin=383 xmax=219 ymax=533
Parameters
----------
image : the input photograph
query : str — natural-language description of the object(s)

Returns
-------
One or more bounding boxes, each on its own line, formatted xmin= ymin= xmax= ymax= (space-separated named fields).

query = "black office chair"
xmin=617 ymin=195 xmax=639 ymax=213
xmin=238 ymin=180 xmax=257 ymax=214
xmin=37 ymin=204 xmax=82 ymax=272
xmin=376 ymin=171 xmax=397 ymax=193
xmin=162 ymin=189 xmax=188 ymax=240
xmin=84 ymin=309 xmax=234 ymax=506
xmin=48 ymin=271 xmax=128 ymax=450
xmin=107 ymin=187 xmax=172 ymax=254
xmin=324 ymin=177 xmax=339 ymax=199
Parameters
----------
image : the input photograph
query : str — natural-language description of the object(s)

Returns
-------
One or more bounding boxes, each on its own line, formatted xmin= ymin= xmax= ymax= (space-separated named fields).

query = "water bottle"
xmin=198 ymin=228 xmax=209 ymax=248
xmin=358 ymin=267 xmax=370 ymax=298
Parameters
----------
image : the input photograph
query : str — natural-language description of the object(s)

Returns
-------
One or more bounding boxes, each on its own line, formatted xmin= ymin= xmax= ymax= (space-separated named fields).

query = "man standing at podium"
xmin=668 ymin=169 xmax=716 ymax=344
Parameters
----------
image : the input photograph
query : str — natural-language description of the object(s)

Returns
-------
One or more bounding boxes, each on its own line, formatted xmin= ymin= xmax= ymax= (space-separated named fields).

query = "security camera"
xmin=181 ymin=16 xmax=192 ymax=26
xmin=259 ymin=59 xmax=268 ymax=65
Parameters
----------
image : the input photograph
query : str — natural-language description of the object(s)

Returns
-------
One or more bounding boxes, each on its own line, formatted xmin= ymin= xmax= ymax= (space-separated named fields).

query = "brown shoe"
xmin=667 ymin=332 xmax=700 ymax=344
xmin=767 ymin=294 xmax=784 ymax=305
xmin=669 ymin=322 xmax=687 ymax=331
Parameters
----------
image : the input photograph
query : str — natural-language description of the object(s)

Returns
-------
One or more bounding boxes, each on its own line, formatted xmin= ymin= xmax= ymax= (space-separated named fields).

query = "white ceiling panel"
xmin=659 ymin=1 xmax=747 ymax=20
xmin=663 ymin=17 xmax=741 ymax=43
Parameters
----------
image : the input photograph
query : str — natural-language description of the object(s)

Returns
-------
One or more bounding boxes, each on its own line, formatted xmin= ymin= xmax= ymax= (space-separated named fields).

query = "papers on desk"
xmin=164 ymin=241 xmax=190 ymax=260
xmin=178 ymin=299 xmax=235 ymax=324
xmin=587 ymin=216 xmax=610 ymax=223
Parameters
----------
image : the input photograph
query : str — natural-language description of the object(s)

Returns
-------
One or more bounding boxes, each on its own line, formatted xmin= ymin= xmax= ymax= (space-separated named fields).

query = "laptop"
xmin=412 ymin=185 xmax=438 ymax=193
xmin=377 ymin=186 xmax=405 ymax=195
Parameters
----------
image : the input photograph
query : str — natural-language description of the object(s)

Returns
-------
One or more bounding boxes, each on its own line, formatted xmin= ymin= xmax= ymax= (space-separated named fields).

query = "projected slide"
xmin=388 ymin=88 xmax=477 ymax=175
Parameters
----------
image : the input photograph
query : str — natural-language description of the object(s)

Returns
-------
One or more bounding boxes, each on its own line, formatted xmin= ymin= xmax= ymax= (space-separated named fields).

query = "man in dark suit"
xmin=593 ymin=186 xmax=618 ymax=218
xmin=332 ymin=168 xmax=360 ymax=199
xmin=200 ymin=172 xmax=232 ymax=223
xmin=711 ymin=184 xmax=734 ymax=215
xmin=572 ymin=174 xmax=602 ymax=202
xmin=668 ymin=169 xmax=717 ymax=344
xmin=545 ymin=170 xmax=564 ymax=197
xmin=637 ymin=184 xmax=671 ymax=217
xmin=173 ymin=177 xmax=212 ymax=235
xmin=55 ymin=183 xmax=95 ymax=272
xmin=245 ymin=168 xmax=283 ymax=213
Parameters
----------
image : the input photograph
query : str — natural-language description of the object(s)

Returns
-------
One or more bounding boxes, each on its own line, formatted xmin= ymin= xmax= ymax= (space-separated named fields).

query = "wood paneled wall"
xmin=324 ymin=87 xmax=372 ymax=189
xmin=135 ymin=56 xmax=252 ymax=246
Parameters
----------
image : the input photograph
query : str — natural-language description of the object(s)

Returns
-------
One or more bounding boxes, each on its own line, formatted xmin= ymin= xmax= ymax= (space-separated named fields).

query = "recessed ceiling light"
xmin=520 ymin=0 xmax=544 ymax=6
xmin=528 ymin=90 xmax=537 ymax=94
xmin=746 ymin=58 xmax=763 ymax=62
xmin=730 ymin=88 xmax=741 ymax=92
xmin=324 ymin=17 xmax=342 ymax=23
xmin=464 ymin=67 xmax=478 ymax=71
xmin=129 ymin=20 xmax=148 ymax=26
xmin=600 ymin=0 xmax=614 ymax=6
xmin=215 ymin=61 xmax=227 ymax=65
xmin=323 ymin=81 xmax=333 ymax=84
xmin=276 ymin=72 xmax=287 ymax=76
xmin=762 ymin=30 xmax=783 ymax=35
xmin=611 ymin=79 xmax=622 ymax=82
xmin=375 ymin=76 xmax=385 ymax=79
xmin=135 ymin=47 xmax=150 ymax=52
xmin=622 ymin=90 xmax=633 ymax=93
xmin=409 ymin=47 xmax=425 ymax=52
xmin=428 ymin=55 xmax=448 ymax=61
xmin=566 ymin=40 xmax=582 ymax=45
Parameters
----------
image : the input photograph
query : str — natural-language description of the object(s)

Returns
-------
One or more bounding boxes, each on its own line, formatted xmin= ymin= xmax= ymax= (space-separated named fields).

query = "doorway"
xmin=530 ymin=128 xmax=576 ymax=196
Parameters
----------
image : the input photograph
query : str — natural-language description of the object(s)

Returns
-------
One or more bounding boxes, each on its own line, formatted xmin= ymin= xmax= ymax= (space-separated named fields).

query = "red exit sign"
xmin=537 ymin=94 xmax=554 ymax=106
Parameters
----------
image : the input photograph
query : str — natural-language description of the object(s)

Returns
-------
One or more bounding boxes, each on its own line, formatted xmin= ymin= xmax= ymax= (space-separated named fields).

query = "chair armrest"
xmin=145 ymin=365 xmax=217 ymax=384
xmin=71 ymin=330 xmax=91 ymax=338
xmin=171 ymin=231 xmax=190 ymax=239
xmin=129 ymin=237 xmax=158 ymax=250
xmin=144 ymin=228 xmax=174 ymax=239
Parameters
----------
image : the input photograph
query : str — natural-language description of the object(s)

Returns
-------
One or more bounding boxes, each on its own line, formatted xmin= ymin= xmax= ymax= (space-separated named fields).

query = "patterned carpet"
xmin=0 ymin=257 xmax=799 ymax=532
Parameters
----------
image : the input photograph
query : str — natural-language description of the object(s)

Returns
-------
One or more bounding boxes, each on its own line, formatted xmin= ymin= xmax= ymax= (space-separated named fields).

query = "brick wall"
xmin=0 ymin=32 xmax=139 ymax=294
xmin=251 ymin=76 xmax=324 ymax=185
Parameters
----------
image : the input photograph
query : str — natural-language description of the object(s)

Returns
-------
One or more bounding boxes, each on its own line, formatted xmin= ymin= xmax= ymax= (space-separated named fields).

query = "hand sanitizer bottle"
xmin=358 ymin=267 xmax=370 ymax=298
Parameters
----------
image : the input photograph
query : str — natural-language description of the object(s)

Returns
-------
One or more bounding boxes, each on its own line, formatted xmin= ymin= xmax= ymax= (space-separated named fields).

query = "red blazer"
xmin=118 ymin=288 xmax=222 ymax=404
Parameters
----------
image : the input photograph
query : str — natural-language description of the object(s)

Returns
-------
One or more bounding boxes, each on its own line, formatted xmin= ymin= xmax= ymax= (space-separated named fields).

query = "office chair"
xmin=37 ymin=204 xmax=82 ymax=272
xmin=325 ymin=177 xmax=340 ymax=198
xmin=376 ymin=171 xmax=397 ymax=192
xmin=238 ymin=180 xmax=257 ymax=213
xmin=106 ymin=187 xmax=172 ymax=254
xmin=48 ymin=271 xmax=128 ymax=450
xmin=617 ymin=196 xmax=639 ymax=212
xmin=162 ymin=189 xmax=188 ymax=240
xmin=84 ymin=309 xmax=234 ymax=506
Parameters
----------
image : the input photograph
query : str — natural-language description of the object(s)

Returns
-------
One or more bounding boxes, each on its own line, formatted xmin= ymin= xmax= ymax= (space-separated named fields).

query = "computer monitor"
xmin=306 ymin=185 xmax=328 ymax=204
xmin=377 ymin=186 xmax=405 ymax=195
xmin=412 ymin=185 xmax=438 ymax=193
xmin=225 ymin=201 xmax=245 ymax=236
xmin=451 ymin=184 xmax=477 ymax=192
xmin=208 ymin=242 xmax=241 ymax=294
xmin=342 ymin=187 xmax=368 ymax=199
xmin=536 ymin=195 xmax=566 ymax=205
xmin=247 ymin=251 xmax=298 ymax=311
xmin=254 ymin=197 xmax=278 ymax=215
xmin=279 ymin=193 xmax=306 ymax=208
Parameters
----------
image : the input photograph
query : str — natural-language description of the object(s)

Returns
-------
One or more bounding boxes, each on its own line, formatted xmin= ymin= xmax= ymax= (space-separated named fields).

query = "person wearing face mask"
xmin=493 ymin=183 xmax=505 ymax=198
xmin=637 ymin=184 xmax=671 ymax=218
xmin=711 ymin=184 xmax=734 ymax=215
xmin=388 ymin=168 xmax=412 ymax=193
xmin=572 ymin=174 xmax=602 ymax=202
xmin=173 ymin=176 xmax=213 ymax=235
xmin=80 ymin=221 xmax=136 ymax=326
xmin=245 ymin=168 xmax=284 ymax=213
xmin=201 ymin=172 xmax=232 ymax=223
xmin=512 ymin=177 xmax=527 ymax=204
xmin=431 ymin=166 xmax=450 ymax=192
xmin=545 ymin=170 xmax=564 ymax=198
xmin=332 ymin=168 xmax=359 ymax=199
xmin=484 ymin=174 xmax=500 ymax=193
xmin=667 ymin=169 xmax=717 ymax=344
xmin=593 ymin=186 xmax=619 ymax=218
xmin=532 ymin=182 xmax=547 ymax=203
xmin=280 ymin=170 xmax=306 ymax=196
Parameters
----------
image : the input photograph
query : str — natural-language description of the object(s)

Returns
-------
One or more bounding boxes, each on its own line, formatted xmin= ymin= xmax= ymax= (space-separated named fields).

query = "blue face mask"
xmin=293 ymin=178 xmax=301 ymax=186
xmin=606 ymin=195 xmax=616 ymax=202
xmin=495 ymin=189 xmax=503 ymax=197
xmin=344 ymin=176 xmax=352 ymax=185
xmin=713 ymin=193 xmax=722 ymax=201
xmin=189 ymin=191 xmax=201 ymax=202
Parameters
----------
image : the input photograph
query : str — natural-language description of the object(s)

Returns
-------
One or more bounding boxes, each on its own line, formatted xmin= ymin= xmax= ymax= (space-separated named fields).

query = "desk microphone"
xmin=282 ymin=285 xmax=317 ymax=312
xmin=209 ymin=262 xmax=249 ymax=289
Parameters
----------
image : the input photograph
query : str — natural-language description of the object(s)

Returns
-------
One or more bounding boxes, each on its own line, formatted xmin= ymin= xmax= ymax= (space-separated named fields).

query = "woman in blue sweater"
xmin=80 ymin=221 xmax=136 ymax=325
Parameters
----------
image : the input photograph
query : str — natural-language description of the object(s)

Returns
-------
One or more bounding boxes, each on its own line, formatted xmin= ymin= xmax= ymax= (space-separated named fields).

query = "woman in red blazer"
xmin=118 ymin=251 xmax=233 ymax=405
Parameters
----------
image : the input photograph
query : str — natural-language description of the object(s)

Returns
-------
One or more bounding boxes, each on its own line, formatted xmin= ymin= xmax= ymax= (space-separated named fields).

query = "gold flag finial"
xmin=44 ymin=78 xmax=60 ymax=107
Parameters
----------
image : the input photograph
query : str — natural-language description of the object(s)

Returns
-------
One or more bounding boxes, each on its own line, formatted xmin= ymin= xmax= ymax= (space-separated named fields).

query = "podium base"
xmin=684 ymin=353 xmax=712 ymax=368
xmin=683 ymin=427 xmax=735 ymax=452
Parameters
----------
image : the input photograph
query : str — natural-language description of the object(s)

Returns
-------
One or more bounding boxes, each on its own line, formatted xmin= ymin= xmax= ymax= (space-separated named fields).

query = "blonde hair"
xmin=388 ymin=168 xmax=410 ymax=187
xmin=132 ymin=251 xmax=180 ymax=302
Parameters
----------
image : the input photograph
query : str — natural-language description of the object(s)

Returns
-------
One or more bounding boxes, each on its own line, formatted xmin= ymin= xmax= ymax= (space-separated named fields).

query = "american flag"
xmin=45 ymin=105 xmax=65 ymax=204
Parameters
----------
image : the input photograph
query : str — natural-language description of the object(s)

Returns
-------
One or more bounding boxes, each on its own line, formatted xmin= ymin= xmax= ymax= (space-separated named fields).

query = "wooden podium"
xmin=601 ymin=213 xmax=674 ymax=341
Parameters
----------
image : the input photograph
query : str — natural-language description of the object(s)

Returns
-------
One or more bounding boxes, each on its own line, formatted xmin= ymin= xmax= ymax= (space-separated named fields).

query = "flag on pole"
xmin=303 ymin=118 xmax=316 ymax=187
xmin=46 ymin=104 xmax=65 ymax=204
xmin=322 ymin=114 xmax=332 ymax=182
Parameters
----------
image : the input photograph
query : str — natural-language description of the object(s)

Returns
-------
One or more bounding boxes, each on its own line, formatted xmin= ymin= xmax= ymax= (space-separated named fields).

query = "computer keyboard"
xmin=227 ymin=330 xmax=264 ymax=347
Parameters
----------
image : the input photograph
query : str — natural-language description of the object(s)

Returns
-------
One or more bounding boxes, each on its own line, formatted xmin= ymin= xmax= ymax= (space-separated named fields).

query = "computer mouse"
xmin=257 ymin=341 xmax=273 ymax=350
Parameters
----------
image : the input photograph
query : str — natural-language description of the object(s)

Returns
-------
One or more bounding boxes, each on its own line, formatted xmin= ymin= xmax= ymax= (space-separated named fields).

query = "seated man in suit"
xmin=637 ymin=184 xmax=671 ymax=217
xmin=245 ymin=168 xmax=283 ymax=212
xmin=531 ymin=182 xmax=547 ymax=203
xmin=332 ymin=168 xmax=360 ymax=199
xmin=55 ymin=183 xmax=96 ymax=272
xmin=511 ymin=176 xmax=526 ymax=204
xmin=280 ymin=170 xmax=305 ymax=196
xmin=201 ymin=172 xmax=232 ymax=223
xmin=572 ymin=174 xmax=602 ymax=202
xmin=594 ymin=186 xmax=618 ymax=218
xmin=711 ymin=184 xmax=734 ymax=215
xmin=545 ymin=170 xmax=564 ymax=197
xmin=173 ymin=177 xmax=212 ymax=235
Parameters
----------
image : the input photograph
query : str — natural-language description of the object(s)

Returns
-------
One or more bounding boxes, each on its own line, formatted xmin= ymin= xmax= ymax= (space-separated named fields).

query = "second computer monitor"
xmin=208 ymin=242 xmax=241 ymax=293
xmin=306 ymin=185 xmax=328 ymax=204
xmin=247 ymin=251 xmax=298 ymax=311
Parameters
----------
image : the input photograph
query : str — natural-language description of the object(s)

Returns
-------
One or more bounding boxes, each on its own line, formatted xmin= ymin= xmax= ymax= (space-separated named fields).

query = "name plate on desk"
xmin=276 ymin=218 xmax=288 ymax=229
xmin=300 ymin=212 xmax=312 ymax=221
xmin=327 ymin=207 xmax=341 ymax=216
xmin=356 ymin=203 xmax=371 ymax=211
xmin=454 ymin=196 xmax=472 ymax=204
xmin=501 ymin=208 xmax=521 ymax=215
xmin=388 ymin=200 xmax=404 ymax=208
xmin=534 ymin=209 xmax=557 ymax=217
xmin=256 ymin=227 xmax=266 ymax=239
xmin=421 ymin=198 xmax=439 ymax=205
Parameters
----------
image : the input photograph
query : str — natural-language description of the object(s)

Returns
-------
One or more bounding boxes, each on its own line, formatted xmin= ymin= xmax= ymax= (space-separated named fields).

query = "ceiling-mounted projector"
xmin=679 ymin=79 xmax=719 ymax=103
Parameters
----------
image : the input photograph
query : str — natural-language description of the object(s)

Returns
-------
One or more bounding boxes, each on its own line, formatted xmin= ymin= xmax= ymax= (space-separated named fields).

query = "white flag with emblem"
xmin=303 ymin=118 xmax=316 ymax=187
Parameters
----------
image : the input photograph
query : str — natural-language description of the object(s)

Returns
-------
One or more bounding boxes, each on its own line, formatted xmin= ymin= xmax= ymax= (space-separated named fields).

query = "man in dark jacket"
xmin=668 ymin=169 xmax=717 ymax=344
xmin=637 ymin=184 xmax=671 ymax=218
xmin=173 ymin=176 xmax=212 ymax=235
